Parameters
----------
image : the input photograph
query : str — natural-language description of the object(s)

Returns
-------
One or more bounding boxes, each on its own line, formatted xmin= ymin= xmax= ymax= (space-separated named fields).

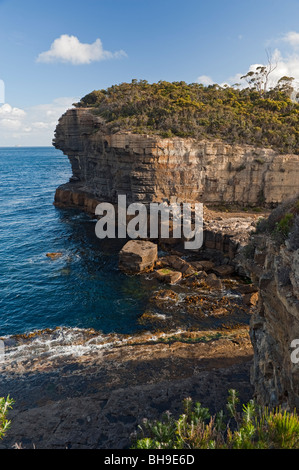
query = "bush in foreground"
xmin=0 ymin=396 xmax=14 ymax=440
xmin=131 ymin=390 xmax=299 ymax=449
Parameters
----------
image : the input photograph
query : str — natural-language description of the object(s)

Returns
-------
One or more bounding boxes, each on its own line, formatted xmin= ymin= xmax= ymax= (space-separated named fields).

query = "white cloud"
xmin=0 ymin=118 xmax=22 ymax=129
xmin=197 ymin=31 xmax=299 ymax=93
xmin=36 ymin=34 xmax=127 ymax=65
xmin=0 ymin=96 xmax=78 ymax=146
xmin=282 ymin=31 xmax=299 ymax=49
xmin=197 ymin=75 xmax=215 ymax=86
xmin=0 ymin=103 xmax=26 ymax=117
xmin=238 ymin=48 xmax=299 ymax=90
xmin=237 ymin=35 xmax=299 ymax=90
xmin=32 ymin=121 xmax=50 ymax=129
xmin=0 ymin=103 xmax=26 ymax=132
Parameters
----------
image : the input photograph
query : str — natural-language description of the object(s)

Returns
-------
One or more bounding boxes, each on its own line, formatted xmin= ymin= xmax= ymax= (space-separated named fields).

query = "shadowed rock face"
xmin=250 ymin=243 xmax=299 ymax=410
xmin=53 ymin=107 xmax=299 ymax=208
xmin=241 ymin=208 xmax=299 ymax=410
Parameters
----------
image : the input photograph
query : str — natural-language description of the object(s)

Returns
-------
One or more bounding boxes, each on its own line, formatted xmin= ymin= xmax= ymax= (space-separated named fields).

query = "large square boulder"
xmin=119 ymin=240 xmax=158 ymax=273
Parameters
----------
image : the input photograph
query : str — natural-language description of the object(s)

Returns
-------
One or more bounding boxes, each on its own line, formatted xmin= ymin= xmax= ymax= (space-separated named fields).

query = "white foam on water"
xmin=0 ymin=327 xmax=116 ymax=363
xmin=0 ymin=326 xmax=191 ymax=366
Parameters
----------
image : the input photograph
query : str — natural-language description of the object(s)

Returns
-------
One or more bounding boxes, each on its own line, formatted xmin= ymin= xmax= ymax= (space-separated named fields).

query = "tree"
xmin=241 ymin=50 xmax=278 ymax=96
xmin=275 ymin=76 xmax=295 ymax=98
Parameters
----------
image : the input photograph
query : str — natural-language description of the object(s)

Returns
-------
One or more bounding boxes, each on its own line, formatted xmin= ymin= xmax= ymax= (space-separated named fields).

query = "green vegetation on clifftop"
xmin=74 ymin=79 xmax=299 ymax=154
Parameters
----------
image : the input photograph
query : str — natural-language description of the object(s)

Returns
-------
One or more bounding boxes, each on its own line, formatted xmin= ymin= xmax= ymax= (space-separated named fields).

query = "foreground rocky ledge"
xmin=0 ymin=327 xmax=252 ymax=449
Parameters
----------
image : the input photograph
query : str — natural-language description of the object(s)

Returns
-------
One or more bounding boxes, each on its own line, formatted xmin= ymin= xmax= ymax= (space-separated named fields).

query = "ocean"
xmin=0 ymin=147 xmax=153 ymax=337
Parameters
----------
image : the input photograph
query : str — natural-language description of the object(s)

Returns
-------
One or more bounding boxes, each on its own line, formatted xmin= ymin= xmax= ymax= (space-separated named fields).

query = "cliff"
xmin=53 ymin=107 xmax=299 ymax=211
xmin=242 ymin=199 xmax=299 ymax=409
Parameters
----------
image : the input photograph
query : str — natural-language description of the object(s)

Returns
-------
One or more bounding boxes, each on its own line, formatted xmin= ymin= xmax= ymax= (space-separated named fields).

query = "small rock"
xmin=243 ymin=292 xmax=259 ymax=307
xmin=154 ymin=259 xmax=165 ymax=269
xmin=152 ymin=290 xmax=179 ymax=302
xmin=46 ymin=252 xmax=63 ymax=260
xmin=159 ymin=255 xmax=195 ymax=277
xmin=211 ymin=307 xmax=228 ymax=316
xmin=205 ymin=273 xmax=223 ymax=289
xmin=237 ymin=284 xmax=258 ymax=294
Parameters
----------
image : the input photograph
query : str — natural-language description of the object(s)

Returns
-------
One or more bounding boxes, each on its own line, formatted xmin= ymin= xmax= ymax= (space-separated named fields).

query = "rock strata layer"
xmin=54 ymin=107 xmax=299 ymax=208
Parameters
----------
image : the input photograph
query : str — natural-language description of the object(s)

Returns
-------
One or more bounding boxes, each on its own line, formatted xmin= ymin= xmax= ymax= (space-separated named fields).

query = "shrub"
xmin=74 ymin=80 xmax=299 ymax=155
xmin=255 ymin=196 xmax=299 ymax=246
xmin=131 ymin=390 xmax=299 ymax=449
xmin=0 ymin=396 xmax=14 ymax=440
xmin=276 ymin=213 xmax=294 ymax=238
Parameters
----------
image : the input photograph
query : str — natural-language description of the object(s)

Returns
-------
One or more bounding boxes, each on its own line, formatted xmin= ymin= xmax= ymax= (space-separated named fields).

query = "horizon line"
xmin=0 ymin=145 xmax=55 ymax=148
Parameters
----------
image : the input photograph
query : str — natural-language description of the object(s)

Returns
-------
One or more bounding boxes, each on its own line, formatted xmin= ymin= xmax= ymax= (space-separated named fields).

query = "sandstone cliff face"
xmin=243 ymin=232 xmax=299 ymax=410
xmin=53 ymin=107 xmax=299 ymax=209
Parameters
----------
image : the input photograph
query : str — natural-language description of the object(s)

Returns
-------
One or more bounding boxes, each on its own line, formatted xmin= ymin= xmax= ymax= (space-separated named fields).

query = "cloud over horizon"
xmin=0 ymin=97 xmax=78 ymax=146
xmin=36 ymin=34 xmax=127 ymax=65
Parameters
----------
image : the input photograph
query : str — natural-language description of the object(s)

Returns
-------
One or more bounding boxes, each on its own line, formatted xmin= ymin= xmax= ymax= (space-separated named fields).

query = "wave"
xmin=0 ymin=326 xmax=185 ymax=366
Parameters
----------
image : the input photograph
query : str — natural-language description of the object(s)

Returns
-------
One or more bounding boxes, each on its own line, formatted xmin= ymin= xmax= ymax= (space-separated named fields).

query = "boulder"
xmin=191 ymin=260 xmax=215 ymax=271
xmin=159 ymin=255 xmax=195 ymax=276
xmin=155 ymin=269 xmax=182 ymax=285
xmin=212 ymin=265 xmax=235 ymax=277
xmin=119 ymin=240 xmax=158 ymax=273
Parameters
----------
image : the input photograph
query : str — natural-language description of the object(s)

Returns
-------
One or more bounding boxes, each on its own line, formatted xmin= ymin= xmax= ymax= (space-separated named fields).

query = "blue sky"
xmin=1 ymin=0 xmax=299 ymax=145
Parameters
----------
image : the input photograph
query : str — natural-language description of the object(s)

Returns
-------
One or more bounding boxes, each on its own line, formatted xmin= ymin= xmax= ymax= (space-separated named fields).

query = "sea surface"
xmin=0 ymin=147 xmax=154 ymax=337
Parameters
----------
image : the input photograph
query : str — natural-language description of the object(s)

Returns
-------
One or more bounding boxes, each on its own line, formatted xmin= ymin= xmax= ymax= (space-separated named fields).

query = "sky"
xmin=1 ymin=0 xmax=299 ymax=145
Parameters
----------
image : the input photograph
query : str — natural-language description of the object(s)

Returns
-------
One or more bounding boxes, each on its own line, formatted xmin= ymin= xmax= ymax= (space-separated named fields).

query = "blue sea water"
xmin=0 ymin=147 xmax=154 ymax=336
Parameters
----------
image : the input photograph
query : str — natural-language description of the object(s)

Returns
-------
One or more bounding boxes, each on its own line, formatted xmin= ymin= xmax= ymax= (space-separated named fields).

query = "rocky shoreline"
xmin=0 ymin=326 xmax=253 ymax=449
xmin=0 ymin=205 xmax=262 ymax=448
